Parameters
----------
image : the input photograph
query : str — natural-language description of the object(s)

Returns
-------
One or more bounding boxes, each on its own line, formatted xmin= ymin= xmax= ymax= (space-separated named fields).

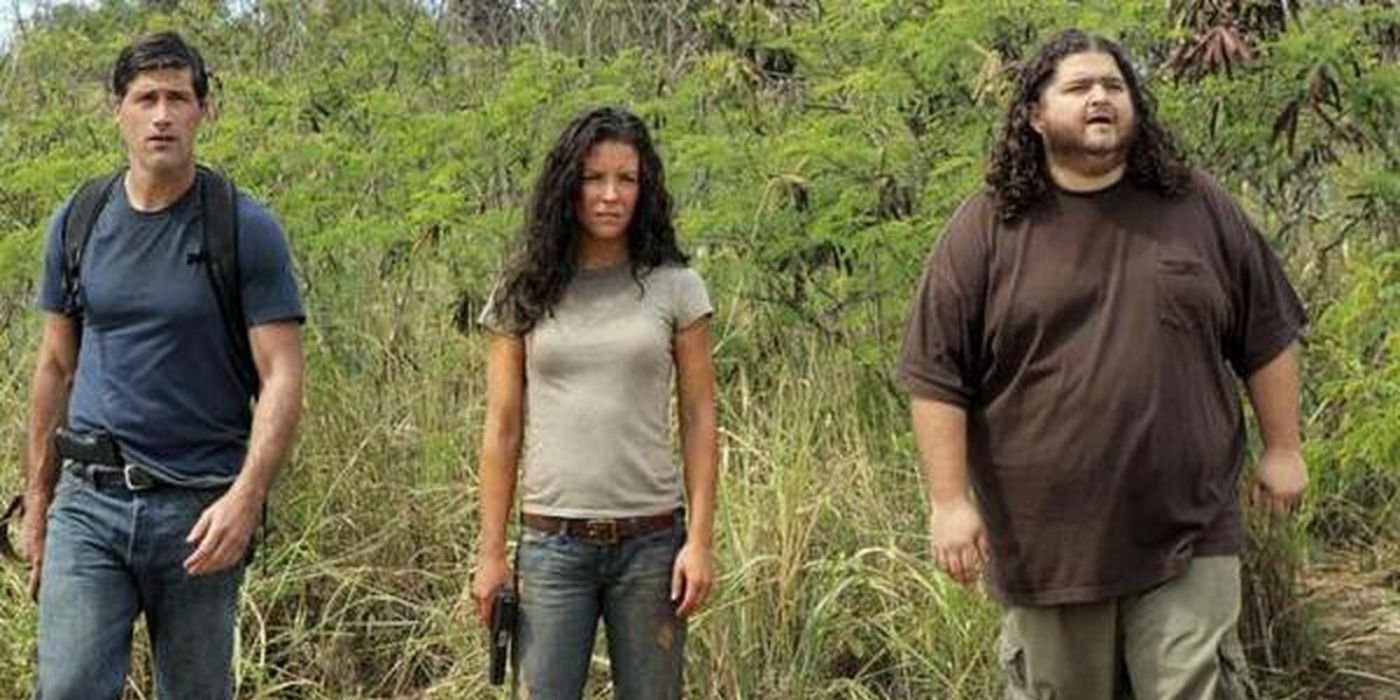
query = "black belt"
xmin=521 ymin=511 xmax=678 ymax=544
xmin=64 ymin=462 xmax=164 ymax=491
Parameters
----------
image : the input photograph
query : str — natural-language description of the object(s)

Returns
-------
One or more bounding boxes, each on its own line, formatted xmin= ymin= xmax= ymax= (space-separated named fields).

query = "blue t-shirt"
xmin=37 ymin=179 xmax=304 ymax=483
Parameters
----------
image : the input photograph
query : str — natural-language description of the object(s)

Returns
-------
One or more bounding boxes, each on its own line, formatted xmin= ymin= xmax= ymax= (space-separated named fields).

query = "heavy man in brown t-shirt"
xmin=897 ymin=30 xmax=1307 ymax=699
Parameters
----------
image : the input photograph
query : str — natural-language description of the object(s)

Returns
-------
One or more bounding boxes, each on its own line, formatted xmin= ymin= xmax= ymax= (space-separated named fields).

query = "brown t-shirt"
xmin=896 ymin=170 xmax=1306 ymax=606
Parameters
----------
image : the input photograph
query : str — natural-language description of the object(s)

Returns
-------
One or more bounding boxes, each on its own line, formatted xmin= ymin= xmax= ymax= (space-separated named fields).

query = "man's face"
xmin=1031 ymin=51 xmax=1137 ymax=166
xmin=114 ymin=68 xmax=206 ymax=175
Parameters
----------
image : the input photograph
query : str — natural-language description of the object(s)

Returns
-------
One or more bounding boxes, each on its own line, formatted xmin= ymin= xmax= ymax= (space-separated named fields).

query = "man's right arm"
xmin=910 ymin=396 xmax=987 ymax=587
xmin=24 ymin=313 xmax=78 ymax=598
xmin=898 ymin=195 xmax=994 ymax=588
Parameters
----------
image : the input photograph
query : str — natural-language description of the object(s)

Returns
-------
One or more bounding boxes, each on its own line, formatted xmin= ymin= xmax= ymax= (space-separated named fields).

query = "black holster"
xmin=53 ymin=427 xmax=123 ymax=466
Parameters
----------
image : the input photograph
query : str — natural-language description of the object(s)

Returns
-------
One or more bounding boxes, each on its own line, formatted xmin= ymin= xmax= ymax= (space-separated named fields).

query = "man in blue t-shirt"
xmin=20 ymin=32 xmax=304 ymax=699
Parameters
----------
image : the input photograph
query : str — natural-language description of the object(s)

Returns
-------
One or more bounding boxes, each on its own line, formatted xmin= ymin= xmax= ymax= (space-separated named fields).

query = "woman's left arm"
xmin=671 ymin=316 xmax=718 ymax=618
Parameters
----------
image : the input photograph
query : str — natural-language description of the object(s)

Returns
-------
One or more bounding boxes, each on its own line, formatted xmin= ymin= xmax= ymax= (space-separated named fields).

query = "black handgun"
xmin=53 ymin=427 xmax=123 ymax=466
xmin=488 ymin=586 xmax=518 ymax=686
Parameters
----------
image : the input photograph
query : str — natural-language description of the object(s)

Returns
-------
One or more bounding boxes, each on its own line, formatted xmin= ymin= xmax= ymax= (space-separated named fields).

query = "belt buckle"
xmin=123 ymin=464 xmax=155 ymax=491
xmin=583 ymin=519 xmax=620 ymax=544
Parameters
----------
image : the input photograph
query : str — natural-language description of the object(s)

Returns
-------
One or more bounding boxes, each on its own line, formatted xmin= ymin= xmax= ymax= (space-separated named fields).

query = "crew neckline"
xmin=576 ymin=259 xmax=630 ymax=279
xmin=118 ymin=178 xmax=198 ymax=218
xmin=1052 ymin=174 xmax=1128 ymax=199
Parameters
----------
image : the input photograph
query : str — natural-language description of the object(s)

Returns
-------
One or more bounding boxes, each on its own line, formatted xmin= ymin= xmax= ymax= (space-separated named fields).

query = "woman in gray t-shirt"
xmin=470 ymin=106 xmax=718 ymax=698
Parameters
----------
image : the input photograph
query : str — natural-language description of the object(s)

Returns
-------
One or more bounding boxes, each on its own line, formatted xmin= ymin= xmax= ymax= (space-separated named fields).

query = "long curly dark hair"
xmin=490 ymin=106 xmax=688 ymax=333
xmin=987 ymin=29 xmax=1191 ymax=222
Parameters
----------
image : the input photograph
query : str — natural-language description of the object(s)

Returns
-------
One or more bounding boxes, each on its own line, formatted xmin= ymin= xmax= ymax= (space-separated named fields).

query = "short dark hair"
xmin=111 ymin=31 xmax=210 ymax=102
xmin=986 ymin=29 xmax=1190 ymax=222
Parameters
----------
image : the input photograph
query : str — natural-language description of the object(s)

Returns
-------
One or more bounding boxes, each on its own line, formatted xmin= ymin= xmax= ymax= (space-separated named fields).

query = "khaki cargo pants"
xmin=999 ymin=556 xmax=1257 ymax=700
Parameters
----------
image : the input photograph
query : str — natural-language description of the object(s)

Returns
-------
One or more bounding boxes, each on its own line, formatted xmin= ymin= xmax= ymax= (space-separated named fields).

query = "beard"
xmin=1040 ymin=118 xmax=1135 ymax=176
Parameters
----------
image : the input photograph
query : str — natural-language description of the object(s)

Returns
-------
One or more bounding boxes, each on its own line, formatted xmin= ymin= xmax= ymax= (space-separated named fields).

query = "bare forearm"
xmin=232 ymin=370 xmax=302 ymax=502
xmin=680 ymin=404 xmax=718 ymax=548
xmin=476 ymin=428 xmax=519 ymax=559
xmin=910 ymin=397 xmax=970 ymax=505
xmin=1246 ymin=344 xmax=1302 ymax=452
xmin=26 ymin=363 xmax=72 ymax=501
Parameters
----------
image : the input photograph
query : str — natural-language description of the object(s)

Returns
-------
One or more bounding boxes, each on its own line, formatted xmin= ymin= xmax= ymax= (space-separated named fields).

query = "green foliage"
xmin=0 ymin=0 xmax=1395 ymax=697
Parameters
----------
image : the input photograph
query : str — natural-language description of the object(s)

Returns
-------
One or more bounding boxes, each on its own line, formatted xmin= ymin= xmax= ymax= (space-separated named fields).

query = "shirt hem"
xmin=894 ymin=371 xmax=971 ymax=408
xmin=247 ymin=310 xmax=307 ymax=327
xmin=522 ymin=502 xmax=686 ymax=521
xmin=1238 ymin=324 xmax=1305 ymax=378
xmin=989 ymin=545 xmax=1241 ymax=606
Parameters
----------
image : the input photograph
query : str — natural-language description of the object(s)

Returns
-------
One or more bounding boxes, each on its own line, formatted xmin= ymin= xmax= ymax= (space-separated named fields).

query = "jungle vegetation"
xmin=0 ymin=0 xmax=1396 ymax=697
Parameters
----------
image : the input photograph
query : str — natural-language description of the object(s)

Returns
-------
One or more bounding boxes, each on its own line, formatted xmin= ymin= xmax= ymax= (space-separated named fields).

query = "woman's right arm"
xmin=470 ymin=332 xmax=525 ymax=624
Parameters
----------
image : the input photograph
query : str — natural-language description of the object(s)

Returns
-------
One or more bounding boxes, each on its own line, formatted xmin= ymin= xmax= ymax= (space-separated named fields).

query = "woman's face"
xmin=575 ymin=140 xmax=640 ymax=246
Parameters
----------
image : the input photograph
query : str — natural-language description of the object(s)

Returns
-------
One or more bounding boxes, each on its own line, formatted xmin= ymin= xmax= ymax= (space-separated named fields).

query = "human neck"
xmin=124 ymin=163 xmax=196 ymax=212
xmin=1045 ymin=154 xmax=1126 ymax=193
xmin=577 ymin=238 xmax=628 ymax=270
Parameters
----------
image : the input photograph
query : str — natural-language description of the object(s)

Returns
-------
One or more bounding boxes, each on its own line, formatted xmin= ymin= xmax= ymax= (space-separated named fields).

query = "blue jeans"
xmin=35 ymin=466 xmax=245 ymax=700
xmin=514 ymin=519 xmax=687 ymax=699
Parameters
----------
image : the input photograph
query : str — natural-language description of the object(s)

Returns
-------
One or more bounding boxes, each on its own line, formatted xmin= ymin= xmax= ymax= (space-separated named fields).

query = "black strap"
xmin=61 ymin=172 xmax=123 ymax=328
xmin=196 ymin=166 xmax=259 ymax=399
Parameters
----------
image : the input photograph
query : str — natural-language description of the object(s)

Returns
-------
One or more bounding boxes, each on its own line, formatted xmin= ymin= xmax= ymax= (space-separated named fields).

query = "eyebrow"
xmin=130 ymin=86 xmax=195 ymax=98
xmin=1061 ymin=74 xmax=1126 ymax=86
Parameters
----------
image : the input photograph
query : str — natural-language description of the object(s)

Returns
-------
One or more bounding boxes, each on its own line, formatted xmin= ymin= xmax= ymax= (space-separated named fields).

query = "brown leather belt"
xmin=521 ymin=511 xmax=678 ymax=544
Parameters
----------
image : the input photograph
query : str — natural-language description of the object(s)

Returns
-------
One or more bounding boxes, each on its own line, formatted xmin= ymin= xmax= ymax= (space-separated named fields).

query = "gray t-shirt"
xmin=37 ymin=180 xmax=304 ymax=483
xmin=485 ymin=263 xmax=712 ymax=518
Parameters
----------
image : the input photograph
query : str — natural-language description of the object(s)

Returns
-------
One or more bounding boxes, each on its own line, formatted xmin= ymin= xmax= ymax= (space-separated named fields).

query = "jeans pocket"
xmin=53 ymin=467 xmax=78 ymax=497
xmin=47 ymin=469 xmax=86 ymax=519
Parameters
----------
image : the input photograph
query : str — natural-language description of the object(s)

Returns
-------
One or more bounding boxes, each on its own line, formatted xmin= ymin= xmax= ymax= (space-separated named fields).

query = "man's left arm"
xmin=185 ymin=321 xmax=304 ymax=575
xmin=1245 ymin=342 xmax=1306 ymax=515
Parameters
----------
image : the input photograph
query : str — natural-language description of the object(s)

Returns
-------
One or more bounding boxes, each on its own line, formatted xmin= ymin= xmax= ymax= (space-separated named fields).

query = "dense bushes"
xmin=0 ymin=1 xmax=1394 ymax=696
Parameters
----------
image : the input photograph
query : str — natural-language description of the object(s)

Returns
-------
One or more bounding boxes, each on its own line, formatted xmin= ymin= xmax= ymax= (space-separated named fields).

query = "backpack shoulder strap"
xmin=196 ymin=166 xmax=259 ymax=399
xmin=61 ymin=171 xmax=123 ymax=315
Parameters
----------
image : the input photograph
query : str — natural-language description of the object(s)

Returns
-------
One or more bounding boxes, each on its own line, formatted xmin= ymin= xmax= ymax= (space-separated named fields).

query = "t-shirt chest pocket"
xmin=1155 ymin=253 xmax=1225 ymax=333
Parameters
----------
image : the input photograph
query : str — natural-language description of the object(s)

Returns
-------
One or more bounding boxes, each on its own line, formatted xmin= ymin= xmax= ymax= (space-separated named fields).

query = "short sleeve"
xmin=669 ymin=267 xmax=713 ymax=331
xmin=1198 ymin=175 xmax=1307 ymax=376
xmin=894 ymin=194 xmax=994 ymax=408
xmin=1227 ymin=225 xmax=1307 ymax=376
xmin=35 ymin=199 xmax=75 ymax=315
xmin=236 ymin=197 xmax=305 ymax=327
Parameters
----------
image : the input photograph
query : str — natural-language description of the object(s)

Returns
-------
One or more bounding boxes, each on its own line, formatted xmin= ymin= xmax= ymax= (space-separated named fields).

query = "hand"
xmin=21 ymin=491 xmax=50 ymax=602
xmin=929 ymin=494 xmax=989 ymax=587
xmin=470 ymin=554 xmax=514 ymax=626
xmin=1253 ymin=448 xmax=1307 ymax=516
xmin=670 ymin=541 xmax=715 ymax=618
xmin=184 ymin=488 xmax=262 ymax=576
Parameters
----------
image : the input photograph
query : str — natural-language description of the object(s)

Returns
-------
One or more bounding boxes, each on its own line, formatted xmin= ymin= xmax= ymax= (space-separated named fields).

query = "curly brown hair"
xmin=987 ymin=29 xmax=1191 ymax=222
xmin=490 ymin=106 xmax=688 ymax=334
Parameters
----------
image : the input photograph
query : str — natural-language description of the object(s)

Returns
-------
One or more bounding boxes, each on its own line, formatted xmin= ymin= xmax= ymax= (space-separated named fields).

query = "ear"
xmin=1029 ymin=103 xmax=1045 ymax=136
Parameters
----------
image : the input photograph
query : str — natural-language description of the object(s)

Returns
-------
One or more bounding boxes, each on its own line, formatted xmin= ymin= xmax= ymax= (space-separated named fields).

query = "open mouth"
xmin=1085 ymin=114 xmax=1115 ymax=125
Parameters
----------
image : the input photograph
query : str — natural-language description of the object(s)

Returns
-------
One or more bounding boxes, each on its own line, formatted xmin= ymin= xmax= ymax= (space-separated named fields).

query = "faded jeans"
xmin=35 ymin=465 xmax=244 ymax=700
xmin=514 ymin=519 xmax=687 ymax=699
